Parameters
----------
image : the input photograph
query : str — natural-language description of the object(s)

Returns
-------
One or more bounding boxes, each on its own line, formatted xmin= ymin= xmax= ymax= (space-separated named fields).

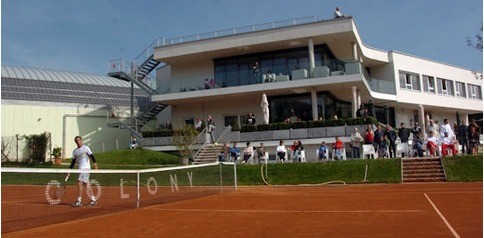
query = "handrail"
xmin=215 ymin=125 xmax=233 ymax=145
xmin=158 ymin=16 xmax=317 ymax=48
xmin=189 ymin=127 xmax=208 ymax=160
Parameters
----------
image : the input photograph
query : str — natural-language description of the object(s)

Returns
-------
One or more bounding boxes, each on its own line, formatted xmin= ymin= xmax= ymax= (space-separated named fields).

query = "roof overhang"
xmin=154 ymin=17 xmax=389 ymax=67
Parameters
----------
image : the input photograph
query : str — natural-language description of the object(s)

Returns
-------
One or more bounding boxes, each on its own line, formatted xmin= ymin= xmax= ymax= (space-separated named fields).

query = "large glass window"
xmin=437 ymin=78 xmax=454 ymax=96
xmin=269 ymin=92 xmax=351 ymax=123
xmin=422 ymin=75 xmax=435 ymax=93
xmin=467 ymin=84 xmax=482 ymax=99
xmin=213 ymin=44 xmax=344 ymax=87
xmin=455 ymin=82 xmax=466 ymax=98
xmin=399 ymin=71 xmax=420 ymax=91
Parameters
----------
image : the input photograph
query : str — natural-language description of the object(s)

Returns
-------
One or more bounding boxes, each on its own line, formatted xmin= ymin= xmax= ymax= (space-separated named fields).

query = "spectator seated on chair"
xmin=218 ymin=143 xmax=230 ymax=162
xmin=332 ymin=136 xmax=344 ymax=160
xmin=318 ymin=141 xmax=328 ymax=160
xmin=276 ymin=140 xmax=287 ymax=163
xmin=441 ymin=132 xmax=457 ymax=156
xmin=229 ymin=142 xmax=241 ymax=162
xmin=425 ymin=131 xmax=439 ymax=157
xmin=256 ymin=143 xmax=267 ymax=164
xmin=130 ymin=138 xmax=138 ymax=149
xmin=242 ymin=142 xmax=254 ymax=164
xmin=293 ymin=140 xmax=304 ymax=162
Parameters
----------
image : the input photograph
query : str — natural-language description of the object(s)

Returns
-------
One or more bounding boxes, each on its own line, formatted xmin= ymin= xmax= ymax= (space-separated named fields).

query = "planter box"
xmin=326 ymin=126 xmax=346 ymax=137
xmin=290 ymin=128 xmax=308 ymax=139
xmin=154 ymin=137 xmax=173 ymax=145
xmin=253 ymin=131 xmax=273 ymax=141
xmin=345 ymin=125 xmax=365 ymax=136
xmin=308 ymin=127 xmax=327 ymax=138
xmin=273 ymin=130 xmax=290 ymax=140
xmin=221 ymin=131 xmax=240 ymax=143
xmin=239 ymin=132 xmax=254 ymax=142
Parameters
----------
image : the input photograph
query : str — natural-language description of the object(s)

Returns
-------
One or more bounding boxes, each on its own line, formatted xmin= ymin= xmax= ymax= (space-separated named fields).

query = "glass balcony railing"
xmin=155 ymin=61 xmax=396 ymax=96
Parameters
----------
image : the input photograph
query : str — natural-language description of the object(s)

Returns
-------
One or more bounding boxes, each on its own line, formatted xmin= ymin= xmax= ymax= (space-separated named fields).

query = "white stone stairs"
xmin=192 ymin=144 xmax=224 ymax=164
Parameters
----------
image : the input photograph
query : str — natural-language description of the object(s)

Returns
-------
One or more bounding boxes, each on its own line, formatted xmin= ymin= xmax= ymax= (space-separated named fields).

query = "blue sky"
xmin=2 ymin=0 xmax=483 ymax=75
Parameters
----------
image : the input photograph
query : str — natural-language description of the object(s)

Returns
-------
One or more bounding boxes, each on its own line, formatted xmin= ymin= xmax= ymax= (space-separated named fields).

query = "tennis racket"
xmin=54 ymin=174 xmax=69 ymax=201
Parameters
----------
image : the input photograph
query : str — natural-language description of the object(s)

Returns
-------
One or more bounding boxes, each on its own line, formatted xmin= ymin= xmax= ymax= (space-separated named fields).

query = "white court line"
xmin=148 ymin=208 xmax=423 ymax=214
xmin=424 ymin=193 xmax=461 ymax=238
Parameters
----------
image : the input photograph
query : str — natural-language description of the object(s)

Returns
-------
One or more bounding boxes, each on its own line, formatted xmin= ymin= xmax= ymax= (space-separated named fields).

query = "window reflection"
xmin=213 ymin=44 xmax=343 ymax=87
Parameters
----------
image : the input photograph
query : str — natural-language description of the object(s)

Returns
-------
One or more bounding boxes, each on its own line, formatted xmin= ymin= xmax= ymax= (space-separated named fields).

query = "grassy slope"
xmin=3 ymin=149 xmax=481 ymax=184
xmin=444 ymin=155 xmax=483 ymax=182
xmin=237 ymin=159 xmax=401 ymax=185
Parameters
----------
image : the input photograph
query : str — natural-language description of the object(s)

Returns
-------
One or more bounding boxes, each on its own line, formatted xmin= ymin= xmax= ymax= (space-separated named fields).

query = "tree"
xmin=467 ymin=24 xmax=483 ymax=80
xmin=172 ymin=124 xmax=198 ymax=165
xmin=467 ymin=24 xmax=483 ymax=52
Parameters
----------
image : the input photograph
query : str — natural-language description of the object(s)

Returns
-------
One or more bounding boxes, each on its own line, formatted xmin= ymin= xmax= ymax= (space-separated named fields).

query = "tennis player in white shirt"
xmin=69 ymin=136 xmax=98 ymax=207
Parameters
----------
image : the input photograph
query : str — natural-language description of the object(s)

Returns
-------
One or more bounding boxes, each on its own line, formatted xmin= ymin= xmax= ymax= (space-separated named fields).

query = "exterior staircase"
xmin=193 ymin=144 xmax=224 ymax=164
xmin=401 ymin=157 xmax=446 ymax=183
xmin=107 ymin=50 xmax=165 ymax=141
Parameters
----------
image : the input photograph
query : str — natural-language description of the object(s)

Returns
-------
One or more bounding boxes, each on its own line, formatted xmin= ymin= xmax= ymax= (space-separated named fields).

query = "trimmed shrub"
xmin=241 ymin=125 xmax=257 ymax=132
xmin=290 ymin=121 xmax=307 ymax=129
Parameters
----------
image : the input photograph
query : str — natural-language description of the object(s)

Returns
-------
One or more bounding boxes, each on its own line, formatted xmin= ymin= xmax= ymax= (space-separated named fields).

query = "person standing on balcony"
xmin=246 ymin=113 xmax=256 ymax=125
xmin=207 ymin=115 xmax=216 ymax=144
xmin=251 ymin=61 xmax=260 ymax=82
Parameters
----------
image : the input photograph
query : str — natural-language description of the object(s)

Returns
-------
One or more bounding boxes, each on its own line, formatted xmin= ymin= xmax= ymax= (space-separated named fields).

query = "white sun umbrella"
xmin=261 ymin=93 xmax=269 ymax=124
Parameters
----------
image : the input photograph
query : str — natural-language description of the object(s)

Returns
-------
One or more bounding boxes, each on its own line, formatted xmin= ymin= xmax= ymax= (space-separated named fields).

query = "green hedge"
xmin=144 ymin=117 xmax=379 ymax=137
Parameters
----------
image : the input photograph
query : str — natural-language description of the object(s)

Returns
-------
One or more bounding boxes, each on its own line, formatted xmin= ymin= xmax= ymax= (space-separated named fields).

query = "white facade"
xmin=150 ymin=17 xmax=482 ymax=135
xmin=1 ymin=66 xmax=149 ymax=162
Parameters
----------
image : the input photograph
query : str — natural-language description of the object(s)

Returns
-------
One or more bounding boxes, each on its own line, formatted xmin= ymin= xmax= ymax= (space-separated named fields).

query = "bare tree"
xmin=467 ymin=24 xmax=483 ymax=52
xmin=1 ymin=137 xmax=12 ymax=162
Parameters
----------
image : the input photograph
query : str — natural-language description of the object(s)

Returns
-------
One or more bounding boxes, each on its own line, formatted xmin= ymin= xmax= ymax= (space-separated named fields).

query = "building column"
xmin=311 ymin=89 xmax=318 ymax=121
xmin=308 ymin=38 xmax=315 ymax=77
xmin=352 ymin=86 xmax=358 ymax=118
xmin=352 ymin=42 xmax=358 ymax=61
xmin=357 ymin=88 xmax=361 ymax=109
xmin=418 ymin=104 xmax=426 ymax=138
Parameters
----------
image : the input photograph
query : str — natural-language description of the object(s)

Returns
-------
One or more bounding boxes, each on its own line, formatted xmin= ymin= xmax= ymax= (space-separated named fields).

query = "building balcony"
xmin=152 ymin=62 xmax=396 ymax=104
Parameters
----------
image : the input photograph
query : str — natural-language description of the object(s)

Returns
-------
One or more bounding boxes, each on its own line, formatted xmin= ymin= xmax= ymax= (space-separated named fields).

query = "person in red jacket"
xmin=333 ymin=136 xmax=344 ymax=160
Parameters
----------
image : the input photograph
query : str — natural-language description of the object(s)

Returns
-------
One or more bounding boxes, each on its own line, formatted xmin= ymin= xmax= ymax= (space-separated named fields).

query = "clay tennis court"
xmin=3 ymin=182 xmax=481 ymax=238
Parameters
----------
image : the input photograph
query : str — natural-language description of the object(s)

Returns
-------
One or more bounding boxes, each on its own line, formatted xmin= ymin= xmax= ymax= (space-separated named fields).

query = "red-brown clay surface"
xmin=3 ymin=182 xmax=482 ymax=238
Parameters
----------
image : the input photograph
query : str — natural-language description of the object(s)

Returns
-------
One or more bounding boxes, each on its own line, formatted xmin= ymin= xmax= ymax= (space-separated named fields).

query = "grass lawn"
xmin=443 ymin=155 xmax=483 ymax=182
xmin=2 ymin=150 xmax=481 ymax=185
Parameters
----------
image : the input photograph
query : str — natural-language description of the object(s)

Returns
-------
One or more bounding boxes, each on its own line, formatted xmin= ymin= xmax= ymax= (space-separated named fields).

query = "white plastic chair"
xmin=259 ymin=152 xmax=269 ymax=164
xmin=362 ymin=144 xmax=377 ymax=159
xmin=396 ymin=143 xmax=410 ymax=158
xmin=275 ymin=149 xmax=288 ymax=163
xmin=316 ymin=149 xmax=330 ymax=162
xmin=332 ymin=148 xmax=347 ymax=161
xmin=300 ymin=150 xmax=306 ymax=163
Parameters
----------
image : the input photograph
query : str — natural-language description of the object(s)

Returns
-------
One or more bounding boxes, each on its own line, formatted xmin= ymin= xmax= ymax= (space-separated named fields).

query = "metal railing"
xmin=189 ymin=127 xmax=208 ymax=160
xmin=160 ymin=16 xmax=318 ymax=47
xmin=128 ymin=16 xmax=318 ymax=67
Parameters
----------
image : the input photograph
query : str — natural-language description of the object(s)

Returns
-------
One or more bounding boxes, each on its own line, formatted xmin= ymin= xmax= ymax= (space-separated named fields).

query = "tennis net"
xmin=1 ymin=162 xmax=237 ymax=233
